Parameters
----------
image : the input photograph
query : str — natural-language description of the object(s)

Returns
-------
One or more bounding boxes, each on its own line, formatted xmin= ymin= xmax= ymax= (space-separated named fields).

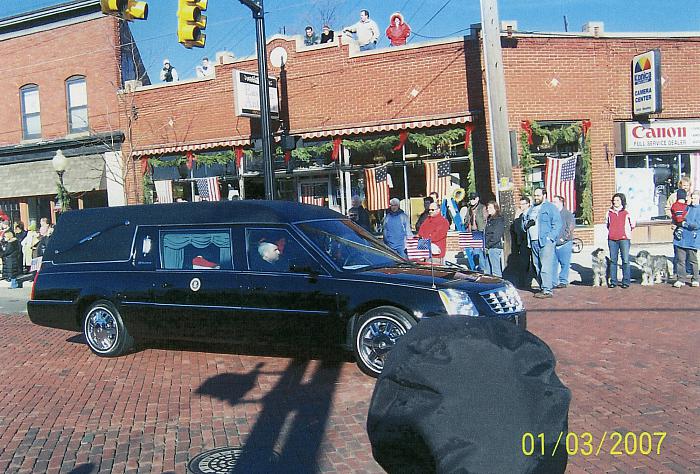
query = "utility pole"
xmin=240 ymin=0 xmax=275 ymax=200
xmin=480 ymin=0 xmax=515 ymax=248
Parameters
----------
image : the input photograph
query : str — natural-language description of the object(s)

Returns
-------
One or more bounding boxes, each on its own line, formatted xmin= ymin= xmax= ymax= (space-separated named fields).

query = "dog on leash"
xmin=591 ymin=248 xmax=608 ymax=287
xmin=636 ymin=250 xmax=671 ymax=285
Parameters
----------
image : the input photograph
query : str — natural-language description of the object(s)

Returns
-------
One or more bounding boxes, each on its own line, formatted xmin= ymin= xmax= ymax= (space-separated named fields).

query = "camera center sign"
xmin=623 ymin=120 xmax=700 ymax=152
xmin=232 ymin=69 xmax=279 ymax=119
xmin=631 ymin=49 xmax=662 ymax=117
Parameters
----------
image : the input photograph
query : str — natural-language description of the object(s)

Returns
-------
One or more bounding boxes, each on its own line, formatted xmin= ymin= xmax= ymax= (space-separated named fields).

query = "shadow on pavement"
xmin=195 ymin=359 xmax=343 ymax=472
xmin=69 ymin=463 xmax=96 ymax=473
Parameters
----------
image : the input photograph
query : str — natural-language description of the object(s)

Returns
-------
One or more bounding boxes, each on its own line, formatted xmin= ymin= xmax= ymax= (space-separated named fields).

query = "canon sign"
xmin=631 ymin=126 xmax=687 ymax=139
xmin=624 ymin=120 xmax=700 ymax=152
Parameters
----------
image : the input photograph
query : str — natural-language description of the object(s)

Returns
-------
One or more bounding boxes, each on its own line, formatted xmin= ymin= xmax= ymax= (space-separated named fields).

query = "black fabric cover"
xmin=367 ymin=317 xmax=570 ymax=474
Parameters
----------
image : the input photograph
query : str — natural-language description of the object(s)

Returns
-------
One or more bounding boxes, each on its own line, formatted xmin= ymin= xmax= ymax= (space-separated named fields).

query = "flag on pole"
xmin=196 ymin=177 xmax=221 ymax=201
xmin=425 ymin=159 xmax=451 ymax=199
xmin=406 ymin=236 xmax=431 ymax=261
xmin=154 ymin=180 xmax=173 ymax=203
xmin=300 ymin=184 xmax=325 ymax=206
xmin=545 ymin=155 xmax=577 ymax=212
xmin=690 ymin=152 xmax=700 ymax=193
xmin=364 ymin=165 xmax=390 ymax=211
xmin=458 ymin=231 xmax=484 ymax=249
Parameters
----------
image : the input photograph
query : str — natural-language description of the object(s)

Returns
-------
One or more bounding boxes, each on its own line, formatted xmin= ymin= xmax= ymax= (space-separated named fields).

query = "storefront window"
xmin=614 ymin=153 xmax=690 ymax=220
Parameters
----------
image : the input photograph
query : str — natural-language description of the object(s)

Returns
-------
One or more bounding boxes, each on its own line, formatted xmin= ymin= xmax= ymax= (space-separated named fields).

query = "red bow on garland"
xmin=330 ymin=137 xmax=342 ymax=161
xmin=581 ymin=119 xmax=592 ymax=136
xmin=234 ymin=146 xmax=244 ymax=169
xmin=186 ymin=151 xmax=196 ymax=170
xmin=464 ymin=122 xmax=475 ymax=149
xmin=284 ymin=151 xmax=292 ymax=163
xmin=140 ymin=156 xmax=149 ymax=175
xmin=520 ymin=120 xmax=533 ymax=145
xmin=392 ymin=130 xmax=409 ymax=151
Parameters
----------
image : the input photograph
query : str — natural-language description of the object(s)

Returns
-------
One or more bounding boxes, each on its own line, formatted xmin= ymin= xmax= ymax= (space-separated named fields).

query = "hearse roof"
xmin=46 ymin=200 xmax=344 ymax=263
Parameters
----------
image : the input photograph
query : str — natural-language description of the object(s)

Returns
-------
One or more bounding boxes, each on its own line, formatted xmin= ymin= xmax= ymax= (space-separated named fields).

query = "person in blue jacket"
xmin=523 ymin=188 xmax=562 ymax=298
xmin=382 ymin=198 xmax=413 ymax=257
xmin=673 ymin=190 xmax=700 ymax=287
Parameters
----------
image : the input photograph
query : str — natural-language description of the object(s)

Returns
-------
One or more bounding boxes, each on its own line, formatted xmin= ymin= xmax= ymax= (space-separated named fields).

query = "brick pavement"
xmin=0 ymin=284 xmax=697 ymax=473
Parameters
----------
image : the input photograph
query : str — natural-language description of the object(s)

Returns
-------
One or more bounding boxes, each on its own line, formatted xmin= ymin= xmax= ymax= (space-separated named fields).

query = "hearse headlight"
xmin=438 ymin=289 xmax=479 ymax=317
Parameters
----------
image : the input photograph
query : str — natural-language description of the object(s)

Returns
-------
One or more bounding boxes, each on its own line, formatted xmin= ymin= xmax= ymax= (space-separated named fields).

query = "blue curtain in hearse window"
xmin=162 ymin=232 xmax=232 ymax=269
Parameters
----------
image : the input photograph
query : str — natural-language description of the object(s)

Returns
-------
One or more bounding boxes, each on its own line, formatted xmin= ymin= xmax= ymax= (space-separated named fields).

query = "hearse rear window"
xmin=160 ymin=229 xmax=233 ymax=270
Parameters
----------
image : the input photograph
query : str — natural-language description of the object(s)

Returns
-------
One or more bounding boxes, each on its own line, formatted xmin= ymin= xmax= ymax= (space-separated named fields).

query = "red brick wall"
xmin=501 ymin=36 xmax=700 ymax=224
xmin=0 ymin=16 xmax=122 ymax=145
xmin=124 ymin=34 xmax=700 ymax=219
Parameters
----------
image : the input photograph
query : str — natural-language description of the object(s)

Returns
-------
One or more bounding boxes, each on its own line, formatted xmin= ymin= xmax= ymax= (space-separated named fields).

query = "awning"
xmin=137 ymin=138 xmax=251 ymax=157
xmin=297 ymin=114 xmax=474 ymax=139
xmin=134 ymin=113 xmax=475 ymax=156
xmin=0 ymin=154 xmax=105 ymax=199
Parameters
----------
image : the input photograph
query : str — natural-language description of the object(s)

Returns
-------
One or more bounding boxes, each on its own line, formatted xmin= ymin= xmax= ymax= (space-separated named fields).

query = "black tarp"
xmin=367 ymin=317 xmax=570 ymax=474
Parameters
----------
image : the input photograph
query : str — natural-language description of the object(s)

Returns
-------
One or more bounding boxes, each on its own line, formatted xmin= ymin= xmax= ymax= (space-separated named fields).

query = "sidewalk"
xmin=444 ymin=242 xmax=676 ymax=286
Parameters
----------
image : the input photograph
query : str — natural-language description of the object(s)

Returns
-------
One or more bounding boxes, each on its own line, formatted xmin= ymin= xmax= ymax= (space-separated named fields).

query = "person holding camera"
xmin=160 ymin=58 xmax=179 ymax=83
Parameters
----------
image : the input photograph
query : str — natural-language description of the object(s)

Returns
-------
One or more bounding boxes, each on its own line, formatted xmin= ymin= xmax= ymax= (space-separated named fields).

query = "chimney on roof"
xmin=216 ymin=51 xmax=235 ymax=65
xmin=582 ymin=21 xmax=604 ymax=37
xmin=501 ymin=20 xmax=518 ymax=37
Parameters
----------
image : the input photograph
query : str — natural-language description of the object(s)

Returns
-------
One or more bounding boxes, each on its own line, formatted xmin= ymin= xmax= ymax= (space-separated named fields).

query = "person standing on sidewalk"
xmin=418 ymin=201 xmax=450 ymax=264
xmin=606 ymin=193 xmax=635 ymax=289
xmin=511 ymin=196 xmax=533 ymax=288
xmin=382 ymin=198 xmax=413 ymax=257
xmin=673 ymin=190 xmax=700 ymax=287
xmin=484 ymin=201 xmax=505 ymax=277
xmin=552 ymin=195 xmax=575 ymax=288
xmin=523 ymin=188 xmax=562 ymax=298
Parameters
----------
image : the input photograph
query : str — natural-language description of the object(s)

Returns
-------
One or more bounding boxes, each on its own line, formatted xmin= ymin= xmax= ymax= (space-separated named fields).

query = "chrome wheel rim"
xmin=85 ymin=307 xmax=118 ymax=352
xmin=358 ymin=317 xmax=408 ymax=374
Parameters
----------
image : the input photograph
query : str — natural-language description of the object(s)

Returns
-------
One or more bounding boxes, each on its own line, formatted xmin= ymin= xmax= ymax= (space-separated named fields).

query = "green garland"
xmin=466 ymin=141 xmax=476 ymax=194
xmin=56 ymin=181 xmax=71 ymax=212
xmin=142 ymin=172 xmax=154 ymax=204
xmin=519 ymin=120 xmax=593 ymax=223
xmin=519 ymin=130 xmax=537 ymax=196
xmin=580 ymin=133 xmax=593 ymax=225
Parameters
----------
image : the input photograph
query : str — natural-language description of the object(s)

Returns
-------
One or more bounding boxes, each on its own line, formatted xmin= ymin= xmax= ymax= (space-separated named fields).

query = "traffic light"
xmin=177 ymin=0 xmax=207 ymax=48
xmin=100 ymin=0 xmax=148 ymax=21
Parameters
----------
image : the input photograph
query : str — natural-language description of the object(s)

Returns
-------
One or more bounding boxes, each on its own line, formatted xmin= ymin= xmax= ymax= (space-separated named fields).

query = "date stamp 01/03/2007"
xmin=521 ymin=432 xmax=667 ymax=457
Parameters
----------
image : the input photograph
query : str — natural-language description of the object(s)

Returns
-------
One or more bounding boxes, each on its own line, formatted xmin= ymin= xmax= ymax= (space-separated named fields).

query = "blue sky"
xmin=2 ymin=0 xmax=699 ymax=81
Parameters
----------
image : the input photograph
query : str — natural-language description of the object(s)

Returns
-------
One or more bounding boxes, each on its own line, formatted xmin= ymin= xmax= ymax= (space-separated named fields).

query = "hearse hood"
xmin=351 ymin=264 xmax=506 ymax=291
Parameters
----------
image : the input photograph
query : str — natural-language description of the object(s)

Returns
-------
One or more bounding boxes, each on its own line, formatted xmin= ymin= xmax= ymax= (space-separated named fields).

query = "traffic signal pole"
xmin=240 ymin=0 xmax=275 ymax=200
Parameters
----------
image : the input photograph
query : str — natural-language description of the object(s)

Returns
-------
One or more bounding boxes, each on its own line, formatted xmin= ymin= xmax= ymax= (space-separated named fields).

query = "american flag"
xmin=458 ymin=231 xmax=484 ymax=249
xmin=406 ymin=236 xmax=431 ymax=261
xmin=691 ymin=153 xmax=700 ymax=193
xmin=300 ymin=184 xmax=325 ymax=206
xmin=364 ymin=165 xmax=390 ymax=211
xmin=545 ymin=155 xmax=577 ymax=212
xmin=196 ymin=177 xmax=221 ymax=201
xmin=425 ymin=159 xmax=451 ymax=199
xmin=154 ymin=180 xmax=173 ymax=203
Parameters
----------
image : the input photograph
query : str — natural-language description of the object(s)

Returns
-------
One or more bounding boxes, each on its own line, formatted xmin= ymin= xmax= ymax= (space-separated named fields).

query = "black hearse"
xmin=28 ymin=200 xmax=525 ymax=376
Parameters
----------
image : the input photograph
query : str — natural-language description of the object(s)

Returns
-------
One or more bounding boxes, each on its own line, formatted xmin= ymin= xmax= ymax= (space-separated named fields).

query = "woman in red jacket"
xmin=606 ymin=193 xmax=635 ymax=288
xmin=418 ymin=202 xmax=450 ymax=263
xmin=386 ymin=12 xmax=411 ymax=46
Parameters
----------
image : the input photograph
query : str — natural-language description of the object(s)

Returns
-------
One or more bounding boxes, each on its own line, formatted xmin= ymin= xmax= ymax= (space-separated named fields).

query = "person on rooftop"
xmin=386 ymin=12 xmax=411 ymax=46
xmin=343 ymin=9 xmax=380 ymax=51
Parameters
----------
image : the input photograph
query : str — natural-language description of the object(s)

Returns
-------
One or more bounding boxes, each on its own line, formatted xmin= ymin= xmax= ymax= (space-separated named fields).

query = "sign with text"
xmin=623 ymin=120 xmax=700 ymax=152
xmin=232 ymin=69 xmax=279 ymax=119
xmin=631 ymin=49 xmax=662 ymax=117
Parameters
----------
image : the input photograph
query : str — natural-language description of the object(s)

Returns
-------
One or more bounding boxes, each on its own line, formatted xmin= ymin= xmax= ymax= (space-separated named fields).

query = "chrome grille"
xmin=480 ymin=287 xmax=523 ymax=314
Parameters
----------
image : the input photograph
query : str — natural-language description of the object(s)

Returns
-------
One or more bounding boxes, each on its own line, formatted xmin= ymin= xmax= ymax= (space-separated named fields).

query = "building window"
xmin=615 ymin=153 xmax=690 ymax=220
xmin=20 ymin=84 xmax=41 ymax=140
xmin=66 ymin=76 xmax=88 ymax=133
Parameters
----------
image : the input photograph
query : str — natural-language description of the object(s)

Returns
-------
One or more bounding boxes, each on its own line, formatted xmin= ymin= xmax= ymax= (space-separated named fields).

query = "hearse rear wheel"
xmin=353 ymin=306 xmax=415 ymax=377
xmin=83 ymin=300 xmax=133 ymax=357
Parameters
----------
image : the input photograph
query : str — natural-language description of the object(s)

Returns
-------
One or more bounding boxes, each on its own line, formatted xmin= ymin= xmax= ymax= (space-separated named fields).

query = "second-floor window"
xmin=20 ymin=85 xmax=41 ymax=140
xmin=66 ymin=76 xmax=88 ymax=133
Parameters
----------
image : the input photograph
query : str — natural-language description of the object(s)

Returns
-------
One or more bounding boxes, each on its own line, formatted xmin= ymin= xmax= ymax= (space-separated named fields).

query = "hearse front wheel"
xmin=353 ymin=306 xmax=416 ymax=377
xmin=83 ymin=300 xmax=133 ymax=357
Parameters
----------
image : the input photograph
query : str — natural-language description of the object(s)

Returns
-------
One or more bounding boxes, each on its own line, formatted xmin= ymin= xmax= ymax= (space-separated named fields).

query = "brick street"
xmin=0 ymin=285 xmax=697 ymax=473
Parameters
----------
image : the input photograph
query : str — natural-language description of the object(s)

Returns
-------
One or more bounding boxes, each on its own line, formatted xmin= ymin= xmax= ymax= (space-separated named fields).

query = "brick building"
xmin=0 ymin=0 xmax=148 ymax=226
xmin=124 ymin=24 xmax=700 ymax=244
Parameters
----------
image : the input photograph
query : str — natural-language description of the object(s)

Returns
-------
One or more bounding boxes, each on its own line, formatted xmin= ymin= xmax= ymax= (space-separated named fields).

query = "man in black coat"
xmin=511 ymin=196 xmax=534 ymax=288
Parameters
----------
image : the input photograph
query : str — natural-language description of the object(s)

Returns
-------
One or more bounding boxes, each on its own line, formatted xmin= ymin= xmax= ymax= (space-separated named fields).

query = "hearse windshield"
xmin=297 ymin=219 xmax=404 ymax=270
